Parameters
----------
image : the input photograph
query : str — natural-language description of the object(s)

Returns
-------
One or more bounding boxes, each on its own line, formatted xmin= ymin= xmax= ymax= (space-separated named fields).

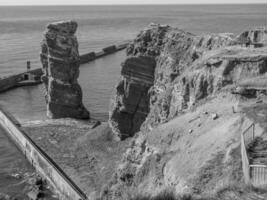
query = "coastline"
xmin=1 ymin=5 xmax=267 ymax=198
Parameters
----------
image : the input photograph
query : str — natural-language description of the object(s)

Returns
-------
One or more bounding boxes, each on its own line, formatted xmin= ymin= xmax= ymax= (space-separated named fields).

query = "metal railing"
xmin=241 ymin=123 xmax=267 ymax=187
xmin=241 ymin=130 xmax=251 ymax=184
xmin=250 ymin=165 xmax=267 ymax=187
xmin=243 ymin=123 xmax=255 ymax=146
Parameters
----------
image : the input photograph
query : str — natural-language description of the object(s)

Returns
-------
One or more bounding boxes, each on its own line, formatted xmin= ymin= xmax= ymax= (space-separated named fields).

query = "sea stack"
xmin=40 ymin=20 xmax=90 ymax=119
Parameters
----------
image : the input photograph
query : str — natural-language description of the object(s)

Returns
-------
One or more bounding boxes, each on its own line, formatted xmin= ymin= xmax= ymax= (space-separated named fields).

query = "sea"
xmin=0 ymin=4 xmax=267 ymax=197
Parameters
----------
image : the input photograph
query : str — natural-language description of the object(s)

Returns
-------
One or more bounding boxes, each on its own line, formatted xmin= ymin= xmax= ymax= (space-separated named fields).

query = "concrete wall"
xmin=0 ymin=68 xmax=42 ymax=93
xmin=79 ymin=42 xmax=129 ymax=64
xmin=80 ymin=52 xmax=96 ymax=64
xmin=102 ymin=45 xmax=116 ymax=54
xmin=0 ymin=106 xmax=87 ymax=200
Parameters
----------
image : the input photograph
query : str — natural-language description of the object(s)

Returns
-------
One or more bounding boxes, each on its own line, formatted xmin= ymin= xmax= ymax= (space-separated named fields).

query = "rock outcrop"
xmin=236 ymin=27 xmax=267 ymax=46
xmin=40 ymin=21 xmax=90 ymax=119
xmin=110 ymin=24 xmax=267 ymax=137
xmin=104 ymin=25 xmax=267 ymax=199
xmin=109 ymin=56 xmax=156 ymax=139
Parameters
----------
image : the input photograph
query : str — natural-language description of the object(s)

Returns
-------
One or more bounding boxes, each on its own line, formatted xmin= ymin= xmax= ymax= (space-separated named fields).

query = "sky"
xmin=0 ymin=0 xmax=266 ymax=5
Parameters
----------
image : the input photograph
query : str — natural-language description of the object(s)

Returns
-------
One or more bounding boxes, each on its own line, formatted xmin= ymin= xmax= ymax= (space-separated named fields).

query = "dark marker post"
xmin=27 ymin=61 xmax=31 ymax=72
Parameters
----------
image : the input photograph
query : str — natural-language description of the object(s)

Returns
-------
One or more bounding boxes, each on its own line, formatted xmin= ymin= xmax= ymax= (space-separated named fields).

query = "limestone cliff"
xmin=109 ymin=56 xmax=156 ymax=139
xmin=236 ymin=27 xmax=267 ymax=46
xmin=109 ymin=25 xmax=267 ymax=137
xmin=40 ymin=21 xmax=90 ymax=119
xmin=105 ymin=25 xmax=267 ymax=199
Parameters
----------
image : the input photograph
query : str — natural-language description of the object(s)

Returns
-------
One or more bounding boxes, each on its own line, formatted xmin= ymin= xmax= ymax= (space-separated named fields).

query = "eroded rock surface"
xmin=110 ymin=24 xmax=267 ymax=138
xmin=40 ymin=21 xmax=89 ymax=119
xmin=105 ymin=25 xmax=267 ymax=199
xmin=109 ymin=56 xmax=156 ymax=139
xmin=236 ymin=27 xmax=267 ymax=46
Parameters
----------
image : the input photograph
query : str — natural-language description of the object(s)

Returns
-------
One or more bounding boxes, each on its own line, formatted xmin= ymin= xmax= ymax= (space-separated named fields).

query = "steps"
xmin=248 ymin=138 xmax=267 ymax=165
xmin=243 ymin=193 xmax=266 ymax=200
xmin=247 ymin=137 xmax=267 ymax=186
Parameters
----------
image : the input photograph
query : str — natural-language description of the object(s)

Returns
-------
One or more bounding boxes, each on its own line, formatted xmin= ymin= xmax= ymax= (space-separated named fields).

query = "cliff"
xmin=105 ymin=24 xmax=267 ymax=199
xmin=40 ymin=21 xmax=90 ymax=119
xmin=110 ymin=24 xmax=267 ymax=138
xmin=109 ymin=56 xmax=156 ymax=139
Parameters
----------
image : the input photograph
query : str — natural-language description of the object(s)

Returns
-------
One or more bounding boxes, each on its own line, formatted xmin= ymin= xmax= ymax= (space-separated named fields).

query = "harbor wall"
xmin=0 ymin=42 xmax=129 ymax=93
xmin=0 ymin=68 xmax=42 ymax=93
xmin=79 ymin=42 xmax=128 ymax=64
xmin=0 ymin=106 xmax=87 ymax=200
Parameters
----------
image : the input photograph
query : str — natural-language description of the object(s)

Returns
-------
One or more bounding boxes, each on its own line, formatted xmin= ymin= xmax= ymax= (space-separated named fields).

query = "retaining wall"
xmin=0 ymin=68 xmax=42 ymax=93
xmin=79 ymin=42 xmax=128 ymax=64
xmin=0 ymin=106 xmax=87 ymax=200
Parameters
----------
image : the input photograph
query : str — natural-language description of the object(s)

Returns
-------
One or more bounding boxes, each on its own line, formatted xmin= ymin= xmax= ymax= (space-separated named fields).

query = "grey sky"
xmin=0 ymin=0 xmax=266 ymax=5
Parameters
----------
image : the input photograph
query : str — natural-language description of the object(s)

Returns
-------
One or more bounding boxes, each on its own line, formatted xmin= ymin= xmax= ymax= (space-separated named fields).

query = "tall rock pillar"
xmin=40 ymin=21 xmax=90 ymax=119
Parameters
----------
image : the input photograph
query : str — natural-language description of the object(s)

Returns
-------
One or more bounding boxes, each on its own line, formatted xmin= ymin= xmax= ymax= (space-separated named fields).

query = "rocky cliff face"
xmin=109 ymin=24 xmax=238 ymax=138
xmin=105 ymin=25 xmax=267 ymax=199
xmin=40 ymin=21 xmax=90 ymax=119
xmin=236 ymin=27 xmax=267 ymax=45
xmin=109 ymin=56 xmax=156 ymax=139
xmin=110 ymin=25 xmax=267 ymax=136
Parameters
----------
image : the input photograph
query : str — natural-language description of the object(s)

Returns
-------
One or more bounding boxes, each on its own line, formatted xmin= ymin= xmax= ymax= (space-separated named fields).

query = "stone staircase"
xmin=242 ymin=193 xmax=266 ymax=200
xmin=246 ymin=137 xmax=267 ymax=187
xmin=248 ymin=138 xmax=267 ymax=165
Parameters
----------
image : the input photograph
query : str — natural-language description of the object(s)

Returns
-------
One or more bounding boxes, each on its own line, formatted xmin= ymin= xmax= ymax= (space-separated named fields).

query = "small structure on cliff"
xmin=40 ymin=21 xmax=90 ymax=119
xmin=231 ymin=75 xmax=267 ymax=97
xmin=237 ymin=27 xmax=267 ymax=48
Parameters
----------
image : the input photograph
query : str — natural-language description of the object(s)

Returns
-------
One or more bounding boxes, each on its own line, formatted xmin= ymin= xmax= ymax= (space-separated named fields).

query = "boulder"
xmin=40 ymin=21 xmax=90 ymax=119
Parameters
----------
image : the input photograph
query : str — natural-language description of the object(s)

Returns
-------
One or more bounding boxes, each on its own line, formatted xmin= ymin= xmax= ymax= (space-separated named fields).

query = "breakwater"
xmin=0 ymin=68 xmax=42 ymax=93
xmin=79 ymin=42 xmax=128 ymax=64
xmin=0 ymin=106 xmax=88 ymax=200
xmin=0 ymin=42 xmax=129 ymax=94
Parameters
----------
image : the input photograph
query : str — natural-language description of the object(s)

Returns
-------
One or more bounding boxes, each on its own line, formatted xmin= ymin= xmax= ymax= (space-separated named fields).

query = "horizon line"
xmin=0 ymin=3 xmax=267 ymax=6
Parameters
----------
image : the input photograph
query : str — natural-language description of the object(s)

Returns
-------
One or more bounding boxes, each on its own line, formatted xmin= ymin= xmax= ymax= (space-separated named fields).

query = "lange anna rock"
xmin=40 ymin=21 xmax=90 ymax=119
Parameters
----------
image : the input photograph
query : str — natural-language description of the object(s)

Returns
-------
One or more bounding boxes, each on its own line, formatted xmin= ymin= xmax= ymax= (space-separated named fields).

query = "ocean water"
xmin=0 ymin=4 xmax=267 ymax=197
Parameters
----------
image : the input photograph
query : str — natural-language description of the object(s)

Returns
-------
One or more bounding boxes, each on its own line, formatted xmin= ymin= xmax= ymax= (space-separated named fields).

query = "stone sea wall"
xmin=0 ymin=106 xmax=87 ymax=200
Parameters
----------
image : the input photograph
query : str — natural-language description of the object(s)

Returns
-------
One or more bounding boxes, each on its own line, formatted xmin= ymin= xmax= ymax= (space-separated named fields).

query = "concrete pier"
xmin=0 ymin=106 xmax=88 ymax=200
xmin=0 ymin=42 xmax=129 ymax=94
xmin=0 ymin=68 xmax=42 ymax=93
xmin=79 ymin=42 xmax=129 ymax=64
